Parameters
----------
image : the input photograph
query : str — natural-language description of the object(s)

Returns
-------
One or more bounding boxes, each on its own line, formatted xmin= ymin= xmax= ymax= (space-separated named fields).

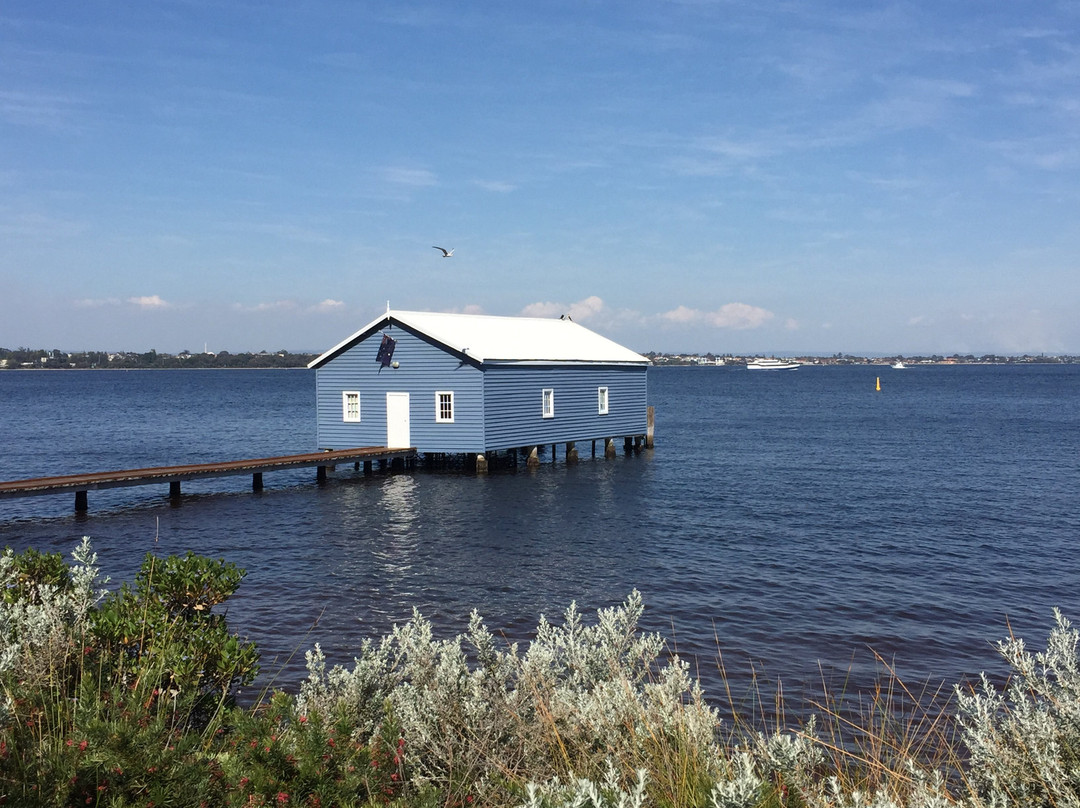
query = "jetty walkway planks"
xmin=0 ymin=447 xmax=416 ymax=512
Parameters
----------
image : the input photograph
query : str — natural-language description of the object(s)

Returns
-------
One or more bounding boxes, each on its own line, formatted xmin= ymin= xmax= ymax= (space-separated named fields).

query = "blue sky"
xmin=3 ymin=2 xmax=1079 ymax=355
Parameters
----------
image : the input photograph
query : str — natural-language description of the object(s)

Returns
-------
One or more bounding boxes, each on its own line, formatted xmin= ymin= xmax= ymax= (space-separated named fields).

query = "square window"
xmin=542 ymin=388 xmax=554 ymax=419
xmin=598 ymin=386 xmax=609 ymax=415
xmin=342 ymin=391 xmax=361 ymax=422
xmin=436 ymin=391 xmax=454 ymax=423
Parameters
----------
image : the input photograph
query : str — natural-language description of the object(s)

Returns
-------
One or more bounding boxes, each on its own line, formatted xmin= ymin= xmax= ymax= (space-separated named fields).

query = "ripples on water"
xmin=1 ymin=365 xmax=1078 ymax=713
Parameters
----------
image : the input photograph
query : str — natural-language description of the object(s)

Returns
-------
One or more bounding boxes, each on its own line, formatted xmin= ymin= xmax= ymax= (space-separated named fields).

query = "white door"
xmin=386 ymin=392 xmax=411 ymax=448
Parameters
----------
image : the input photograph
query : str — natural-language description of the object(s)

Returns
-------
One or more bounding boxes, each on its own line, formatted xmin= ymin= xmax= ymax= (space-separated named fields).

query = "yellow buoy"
xmin=876 ymin=376 xmax=881 ymax=392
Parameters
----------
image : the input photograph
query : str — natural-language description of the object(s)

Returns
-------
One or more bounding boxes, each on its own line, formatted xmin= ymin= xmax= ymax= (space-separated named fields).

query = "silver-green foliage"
xmin=298 ymin=590 xmax=723 ymax=798
xmin=956 ymin=608 xmax=1080 ymax=808
xmin=0 ymin=537 xmax=107 ymax=725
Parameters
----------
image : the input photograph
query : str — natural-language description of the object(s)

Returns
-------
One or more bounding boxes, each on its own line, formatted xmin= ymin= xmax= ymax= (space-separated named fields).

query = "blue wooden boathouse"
xmin=308 ymin=310 xmax=651 ymax=468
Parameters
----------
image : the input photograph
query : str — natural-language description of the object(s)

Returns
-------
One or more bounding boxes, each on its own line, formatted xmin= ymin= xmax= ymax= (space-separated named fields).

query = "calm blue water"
xmin=1 ymin=366 xmax=1078 ymax=711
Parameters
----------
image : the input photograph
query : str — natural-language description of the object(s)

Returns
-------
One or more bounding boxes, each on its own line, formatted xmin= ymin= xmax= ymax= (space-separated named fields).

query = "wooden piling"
xmin=646 ymin=406 xmax=655 ymax=448
xmin=252 ymin=473 xmax=264 ymax=492
xmin=605 ymin=438 xmax=616 ymax=459
xmin=475 ymin=453 xmax=489 ymax=474
xmin=526 ymin=446 xmax=540 ymax=467
xmin=169 ymin=481 xmax=182 ymax=499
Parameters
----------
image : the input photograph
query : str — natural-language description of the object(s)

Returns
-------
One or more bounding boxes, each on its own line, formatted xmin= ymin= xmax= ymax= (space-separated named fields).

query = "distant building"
xmin=309 ymin=310 xmax=650 ymax=456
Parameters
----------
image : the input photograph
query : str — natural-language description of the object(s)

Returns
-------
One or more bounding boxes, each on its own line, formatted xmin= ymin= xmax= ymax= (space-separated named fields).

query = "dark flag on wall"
xmin=376 ymin=333 xmax=396 ymax=367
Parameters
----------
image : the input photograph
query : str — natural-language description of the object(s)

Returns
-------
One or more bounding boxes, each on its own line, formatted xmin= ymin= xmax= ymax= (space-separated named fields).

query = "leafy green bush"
xmin=0 ymin=540 xmax=259 ymax=805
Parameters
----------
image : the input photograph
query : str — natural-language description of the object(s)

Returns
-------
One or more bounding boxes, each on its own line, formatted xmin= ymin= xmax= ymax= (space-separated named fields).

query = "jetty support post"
xmin=316 ymin=465 xmax=327 ymax=483
xmin=604 ymin=438 xmax=616 ymax=459
xmin=475 ymin=453 xmax=489 ymax=474
xmin=646 ymin=406 xmax=655 ymax=448
xmin=252 ymin=473 xmax=264 ymax=492
xmin=566 ymin=441 xmax=578 ymax=464
xmin=526 ymin=446 xmax=540 ymax=468
xmin=169 ymin=481 xmax=182 ymax=500
xmin=75 ymin=490 xmax=88 ymax=512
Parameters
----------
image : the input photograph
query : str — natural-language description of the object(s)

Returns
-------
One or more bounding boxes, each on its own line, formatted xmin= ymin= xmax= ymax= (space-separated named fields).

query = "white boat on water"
xmin=891 ymin=361 xmax=907 ymax=369
xmin=746 ymin=358 xmax=800 ymax=371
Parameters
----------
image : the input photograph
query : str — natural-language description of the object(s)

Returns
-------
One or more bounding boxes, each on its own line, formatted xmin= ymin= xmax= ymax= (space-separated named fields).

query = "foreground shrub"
xmin=297 ymin=590 xmax=814 ymax=806
xmin=0 ymin=540 xmax=258 ymax=805
xmin=5 ymin=538 xmax=1080 ymax=808
xmin=957 ymin=608 xmax=1080 ymax=808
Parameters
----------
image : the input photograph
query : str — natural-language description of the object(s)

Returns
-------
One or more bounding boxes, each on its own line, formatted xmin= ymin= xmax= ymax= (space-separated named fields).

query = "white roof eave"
xmin=310 ymin=309 xmax=649 ymax=368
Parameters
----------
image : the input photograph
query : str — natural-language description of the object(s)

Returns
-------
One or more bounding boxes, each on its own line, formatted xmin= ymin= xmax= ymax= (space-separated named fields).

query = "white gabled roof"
xmin=309 ymin=309 xmax=649 ymax=367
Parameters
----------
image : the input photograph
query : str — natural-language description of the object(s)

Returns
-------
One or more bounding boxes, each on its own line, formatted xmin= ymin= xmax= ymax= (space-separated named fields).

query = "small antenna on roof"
xmin=386 ymin=300 xmax=390 ymax=314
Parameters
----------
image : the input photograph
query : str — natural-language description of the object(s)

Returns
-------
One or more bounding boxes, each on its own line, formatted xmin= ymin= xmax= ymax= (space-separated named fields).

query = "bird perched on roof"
xmin=432 ymin=246 xmax=454 ymax=257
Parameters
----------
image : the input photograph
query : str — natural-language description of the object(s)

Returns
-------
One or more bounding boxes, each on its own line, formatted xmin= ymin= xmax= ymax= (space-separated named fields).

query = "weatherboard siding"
xmin=315 ymin=329 xmax=485 ymax=453
xmin=481 ymin=365 xmax=647 ymax=450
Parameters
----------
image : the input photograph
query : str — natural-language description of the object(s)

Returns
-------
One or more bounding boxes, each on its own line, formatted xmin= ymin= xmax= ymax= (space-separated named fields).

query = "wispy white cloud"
xmin=231 ymin=299 xmax=346 ymax=314
xmin=381 ymin=167 xmax=438 ymax=187
xmin=232 ymin=300 xmax=298 ymax=313
xmin=0 ymin=89 xmax=85 ymax=129
xmin=520 ymin=295 xmax=608 ymax=322
xmin=128 ymin=295 xmax=170 ymax=309
xmin=440 ymin=303 xmax=486 ymax=315
xmin=517 ymin=297 xmax=779 ymax=334
xmin=310 ymin=299 xmax=345 ymax=312
xmin=473 ymin=179 xmax=516 ymax=193
xmin=244 ymin=223 xmax=332 ymax=244
xmin=659 ymin=303 xmax=775 ymax=330
xmin=989 ymin=137 xmax=1080 ymax=170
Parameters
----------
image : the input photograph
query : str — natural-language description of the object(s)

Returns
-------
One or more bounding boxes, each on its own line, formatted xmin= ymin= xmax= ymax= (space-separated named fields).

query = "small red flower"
xmin=276 ymin=792 xmax=289 ymax=805
xmin=79 ymin=740 xmax=88 ymax=752
xmin=298 ymin=715 xmax=308 ymax=724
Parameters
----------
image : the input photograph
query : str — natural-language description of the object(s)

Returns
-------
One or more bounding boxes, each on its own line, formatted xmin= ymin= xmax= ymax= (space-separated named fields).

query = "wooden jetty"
xmin=0 ymin=447 xmax=416 ymax=512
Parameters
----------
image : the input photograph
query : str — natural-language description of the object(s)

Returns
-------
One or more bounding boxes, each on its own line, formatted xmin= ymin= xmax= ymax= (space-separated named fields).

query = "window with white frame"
xmin=542 ymin=388 xmax=554 ymax=419
xmin=342 ymin=391 xmax=361 ymax=422
xmin=435 ymin=391 xmax=455 ymax=423
xmin=598 ymin=386 xmax=609 ymax=415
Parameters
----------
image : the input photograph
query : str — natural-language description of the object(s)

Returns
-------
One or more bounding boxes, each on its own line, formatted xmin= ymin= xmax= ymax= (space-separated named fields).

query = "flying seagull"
xmin=432 ymin=246 xmax=454 ymax=257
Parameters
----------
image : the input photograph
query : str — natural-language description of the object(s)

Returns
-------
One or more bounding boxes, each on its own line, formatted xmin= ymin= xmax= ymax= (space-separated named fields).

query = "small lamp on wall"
xmin=391 ymin=360 xmax=400 ymax=369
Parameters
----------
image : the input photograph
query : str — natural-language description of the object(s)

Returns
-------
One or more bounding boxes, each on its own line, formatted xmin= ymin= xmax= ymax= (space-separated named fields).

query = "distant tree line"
xmin=0 ymin=347 xmax=318 ymax=369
